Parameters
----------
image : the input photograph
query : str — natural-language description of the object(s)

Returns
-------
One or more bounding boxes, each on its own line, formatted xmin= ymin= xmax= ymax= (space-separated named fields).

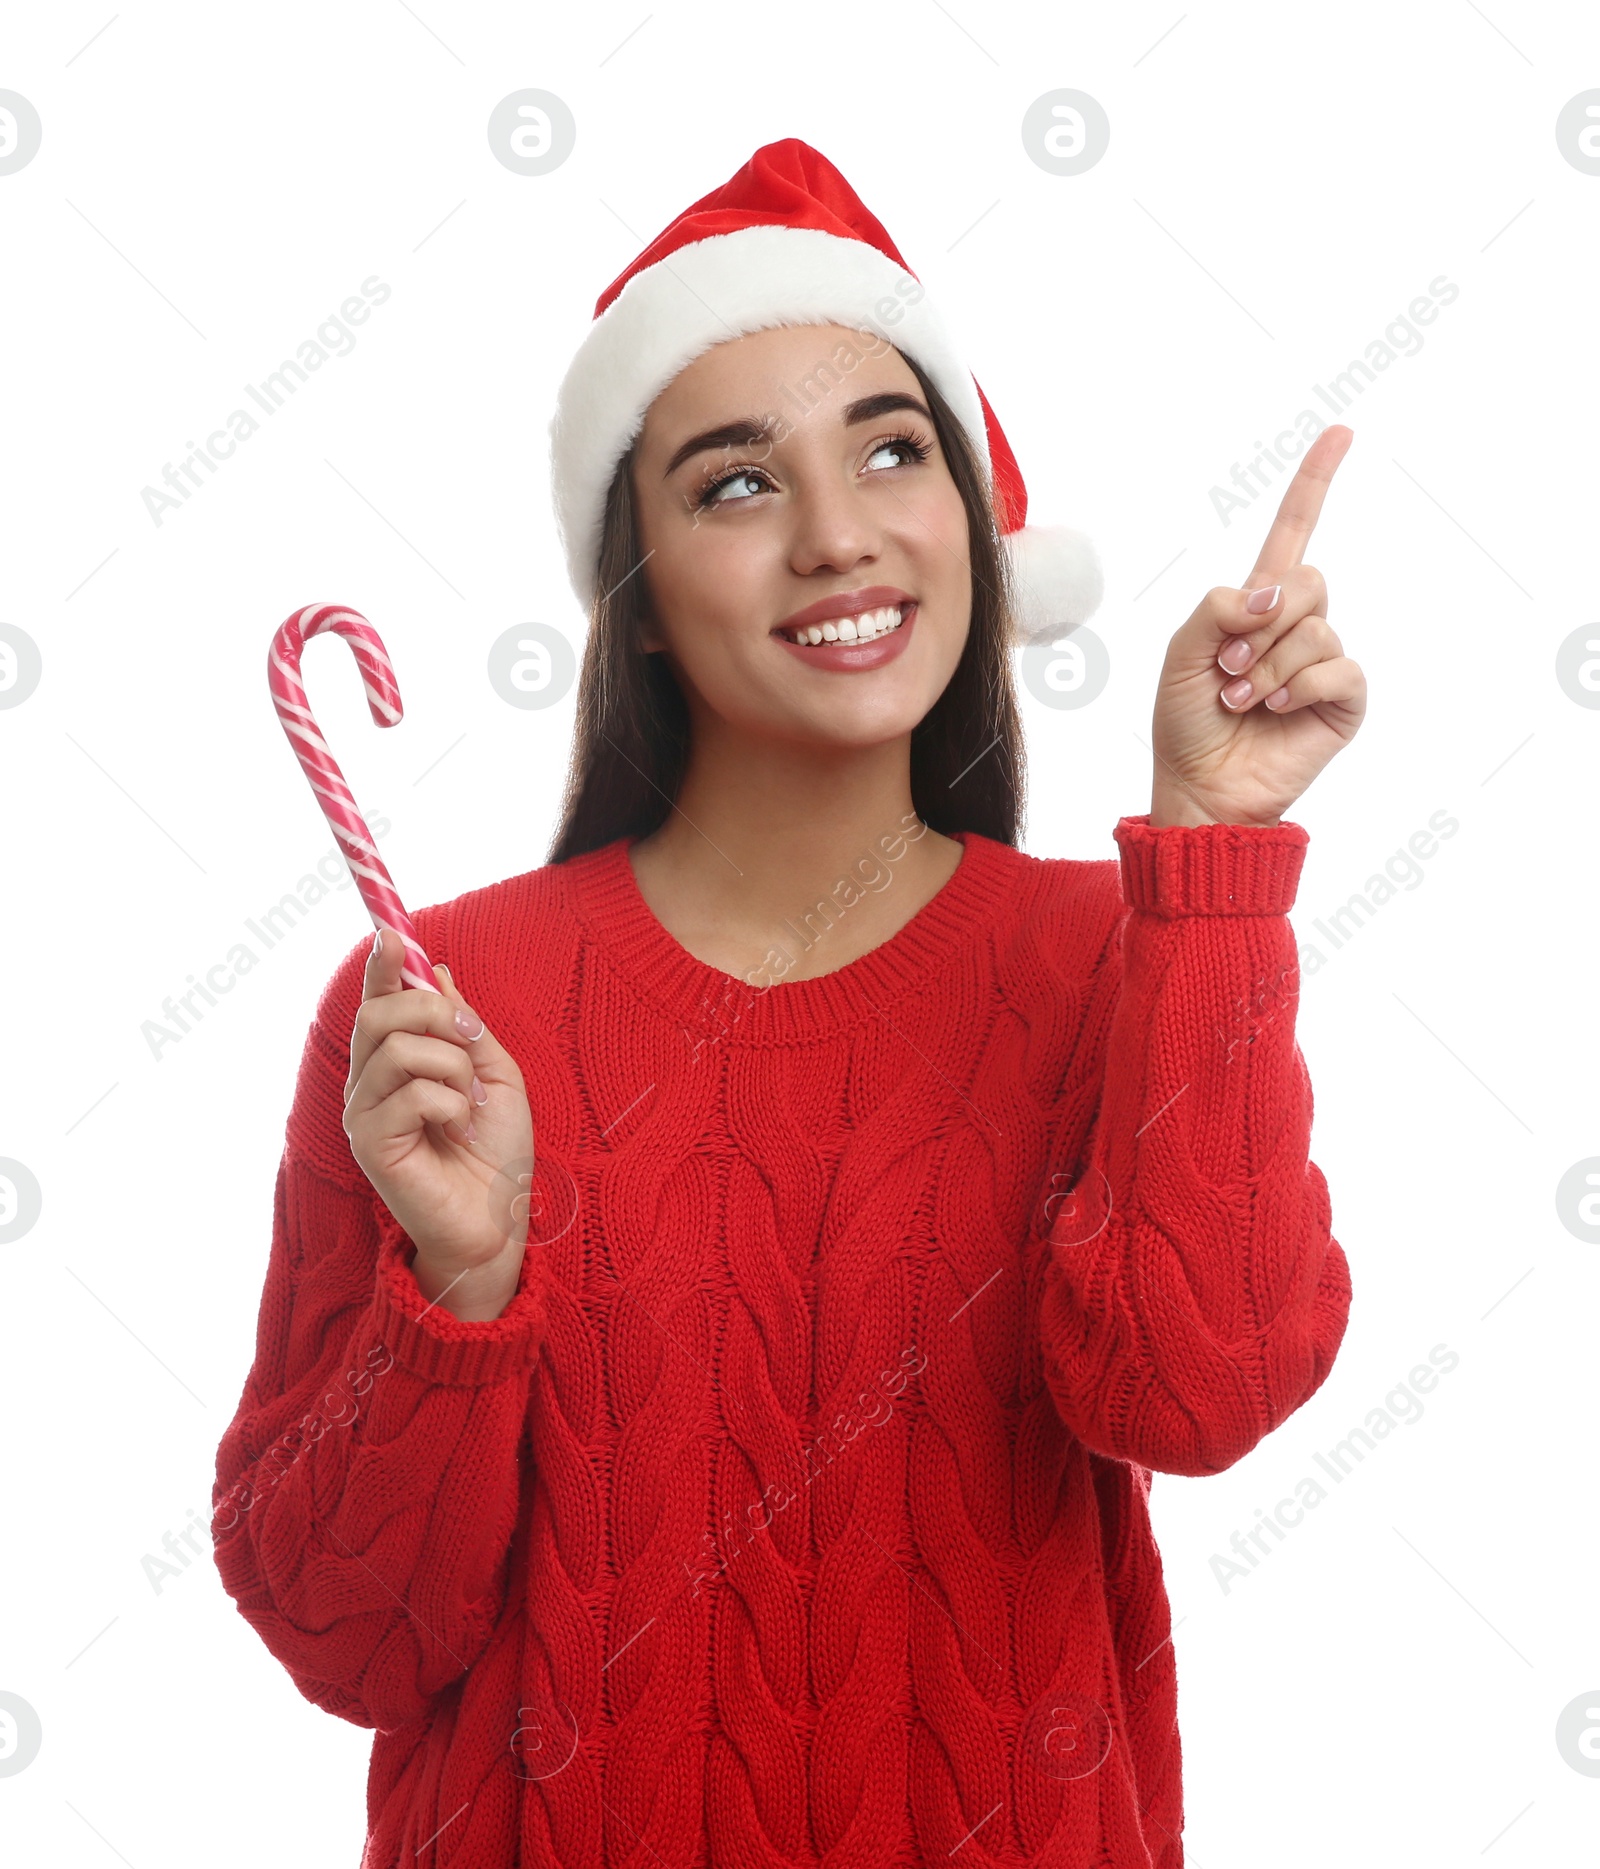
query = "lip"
xmin=772 ymin=603 xmax=916 ymax=672
xmin=770 ymin=585 xmax=917 ymax=672
xmin=773 ymin=584 xmax=914 ymax=635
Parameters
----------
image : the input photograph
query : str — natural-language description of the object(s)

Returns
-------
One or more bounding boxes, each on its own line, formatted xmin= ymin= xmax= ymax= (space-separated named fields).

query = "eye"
xmin=698 ymin=467 xmax=772 ymax=509
xmin=863 ymin=433 xmax=932 ymax=473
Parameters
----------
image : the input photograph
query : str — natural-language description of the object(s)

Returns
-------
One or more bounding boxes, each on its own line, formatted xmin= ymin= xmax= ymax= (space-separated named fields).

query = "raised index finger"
xmin=1246 ymin=424 xmax=1353 ymax=584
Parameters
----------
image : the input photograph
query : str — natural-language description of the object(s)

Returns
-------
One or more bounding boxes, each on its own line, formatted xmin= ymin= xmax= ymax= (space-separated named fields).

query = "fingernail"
xmin=455 ymin=1006 xmax=486 ymax=1039
xmin=1221 ymin=677 xmax=1253 ymax=707
xmin=464 ymin=1117 xmax=478 ymax=1143
xmin=1246 ymin=584 xmax=1281 ymax=615
xmin=1217 ymin=636 xmax=1253 ymax=674
xmin=1264 ymin=685 xmax=1290 ymax=709
xmin=471 ymin=1075 xmax=488 ymax=1105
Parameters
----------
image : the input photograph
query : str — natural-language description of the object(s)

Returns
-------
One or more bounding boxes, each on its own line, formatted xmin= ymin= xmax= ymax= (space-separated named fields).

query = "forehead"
xmin=637 ymin=324 xmax=922 ymax=445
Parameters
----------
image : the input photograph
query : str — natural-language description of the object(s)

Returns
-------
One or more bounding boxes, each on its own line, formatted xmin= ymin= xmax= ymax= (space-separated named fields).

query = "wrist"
xmin=1148 ymin=799 xmax=1216 ymax=829
xmin=1148 ymin=792 xmax=1280 ymax=829
xmin=410 ymin=1239 xmax=526 ymax=1321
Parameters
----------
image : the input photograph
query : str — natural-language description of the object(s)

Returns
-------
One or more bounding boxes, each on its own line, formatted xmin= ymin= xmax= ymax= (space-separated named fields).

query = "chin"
xmin=788 ymin=685 xmax=936 ymax=746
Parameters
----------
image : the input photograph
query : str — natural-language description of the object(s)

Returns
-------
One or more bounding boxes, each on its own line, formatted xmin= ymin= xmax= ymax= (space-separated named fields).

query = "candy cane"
xmin=267 ymin=603 xmax=440 ymax=995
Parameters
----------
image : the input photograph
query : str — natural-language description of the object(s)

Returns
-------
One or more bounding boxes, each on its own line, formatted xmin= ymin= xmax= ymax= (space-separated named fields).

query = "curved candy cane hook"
xmin=267 ymin=604 xmax=440 ymax=995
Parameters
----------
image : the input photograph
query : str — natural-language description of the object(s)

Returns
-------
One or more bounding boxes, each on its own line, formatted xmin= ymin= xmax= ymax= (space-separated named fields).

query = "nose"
xmin=785 ymin=469 xmax=881 ymax=579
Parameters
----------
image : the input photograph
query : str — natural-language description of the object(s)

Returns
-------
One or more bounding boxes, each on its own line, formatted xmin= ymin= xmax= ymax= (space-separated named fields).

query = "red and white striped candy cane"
xmin=267 ymin=603 xmax=440 ymax=995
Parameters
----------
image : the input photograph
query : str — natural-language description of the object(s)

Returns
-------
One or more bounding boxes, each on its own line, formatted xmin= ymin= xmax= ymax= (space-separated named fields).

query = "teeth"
xmin=782 ymin=604 xmax=905 ymax=646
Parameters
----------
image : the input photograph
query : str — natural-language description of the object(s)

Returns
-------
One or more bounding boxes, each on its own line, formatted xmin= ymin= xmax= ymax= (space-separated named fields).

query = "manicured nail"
xmin=1246 ymin=584 xmax=1281 ymax=615
xmin=471 ymin=1075 xmax=488 ymax=1105
xmin=1217 ymin=636 xmax=1253 ymax=674
xmin=455 ymin=1006 xmax=486 ymax=1039
xmin=1221 ymin=678 xmax=1253 ymax=707
xmin=1264 ymin=685 xmax=1291 ymax=709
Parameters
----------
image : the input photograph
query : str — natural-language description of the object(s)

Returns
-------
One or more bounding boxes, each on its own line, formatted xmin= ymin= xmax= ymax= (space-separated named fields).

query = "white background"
xmin=2 ymin=2 xmax=1596 ymax=1862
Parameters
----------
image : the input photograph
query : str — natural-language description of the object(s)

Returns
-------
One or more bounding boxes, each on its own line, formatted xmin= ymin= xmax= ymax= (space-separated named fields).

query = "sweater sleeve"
xmin=1036 ymin=813 xmax=1352 ymax=1478
xmin=211 ymin=934 xmax=549 ymax=1732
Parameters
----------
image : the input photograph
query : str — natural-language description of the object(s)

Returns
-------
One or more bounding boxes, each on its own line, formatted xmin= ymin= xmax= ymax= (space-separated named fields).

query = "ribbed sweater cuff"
xmin=1113 ymin=813 xmax=1308 ymax=917
xmin=371 ymin=1201 xmax=548 ymax=1386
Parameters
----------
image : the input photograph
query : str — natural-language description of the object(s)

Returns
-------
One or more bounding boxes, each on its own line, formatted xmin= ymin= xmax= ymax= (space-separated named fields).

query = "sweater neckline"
xmin=562 ymin=826 xmax=1019 ymax=1047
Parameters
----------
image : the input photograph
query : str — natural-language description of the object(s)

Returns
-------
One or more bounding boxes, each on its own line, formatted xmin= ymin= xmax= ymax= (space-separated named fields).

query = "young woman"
xmin=214 ymin=140 xmax=1361 ymax=1867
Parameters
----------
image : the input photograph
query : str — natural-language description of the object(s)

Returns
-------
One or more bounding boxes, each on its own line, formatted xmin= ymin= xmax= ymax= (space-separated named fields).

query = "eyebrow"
xmin=662 ymin=391 xmax=935 ymax=478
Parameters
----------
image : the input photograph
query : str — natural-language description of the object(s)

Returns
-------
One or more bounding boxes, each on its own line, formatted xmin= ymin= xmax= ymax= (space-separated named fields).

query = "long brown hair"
xmin=546 ymin=349 xmax=1026 ymax=864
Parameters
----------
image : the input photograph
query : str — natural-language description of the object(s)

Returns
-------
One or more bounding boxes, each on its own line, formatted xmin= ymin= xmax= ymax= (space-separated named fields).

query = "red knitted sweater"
xmin=212 ymin=814 xmax=1352 ymax=1868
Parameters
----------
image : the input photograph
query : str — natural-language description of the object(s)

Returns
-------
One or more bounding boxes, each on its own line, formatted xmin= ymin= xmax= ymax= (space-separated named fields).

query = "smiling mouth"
xmin=773 ymin=602 xmax=910 ymax=647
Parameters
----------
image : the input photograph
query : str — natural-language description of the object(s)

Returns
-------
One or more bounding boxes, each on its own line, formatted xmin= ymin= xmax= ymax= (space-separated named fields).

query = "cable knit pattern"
xmin=212 ymin=815 xmax=1352 ymax=1868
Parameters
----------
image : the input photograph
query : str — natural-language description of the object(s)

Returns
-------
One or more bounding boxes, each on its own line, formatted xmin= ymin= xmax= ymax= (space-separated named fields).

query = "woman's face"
xmin=629 ymin=323 xmax=972 ymax=751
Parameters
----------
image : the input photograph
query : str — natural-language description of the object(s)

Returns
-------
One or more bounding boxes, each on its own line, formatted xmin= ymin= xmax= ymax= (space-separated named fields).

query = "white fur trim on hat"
xmin=548 ymin=223 xmax=989 ymax=614
xmin=1004 ymin=524 xmax=1105 ymax=647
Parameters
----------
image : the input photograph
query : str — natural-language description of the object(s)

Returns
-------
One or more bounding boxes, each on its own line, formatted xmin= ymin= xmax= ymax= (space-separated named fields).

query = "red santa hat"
xmin=548 ymin=137 xmax=1103 ymax=648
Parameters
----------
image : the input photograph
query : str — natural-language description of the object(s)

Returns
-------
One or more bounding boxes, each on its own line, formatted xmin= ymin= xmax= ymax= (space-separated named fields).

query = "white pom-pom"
xmin=1003 ymin=524 xmax=1105 ymax=647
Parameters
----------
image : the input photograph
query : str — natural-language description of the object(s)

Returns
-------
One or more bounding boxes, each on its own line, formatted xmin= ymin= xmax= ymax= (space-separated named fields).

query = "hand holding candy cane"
xmin=268 ymin=603 xmax=535 ymax=1310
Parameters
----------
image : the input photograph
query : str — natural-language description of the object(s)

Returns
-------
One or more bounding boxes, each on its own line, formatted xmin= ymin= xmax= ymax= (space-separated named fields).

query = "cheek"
xmin=638 ymin=514 xmax=726 ymax=626
xmin=657 ymin=555 xmax=768 ymax=672
xmin=649 ymin=501 xmax=773 ymax=608
xmin=900 ymin=480 xmax=971 ymax=585
xmin=640 ymin=533 xmax=775 ymax=696
xmin=908 ymin=469 xmax=966 ymax=538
